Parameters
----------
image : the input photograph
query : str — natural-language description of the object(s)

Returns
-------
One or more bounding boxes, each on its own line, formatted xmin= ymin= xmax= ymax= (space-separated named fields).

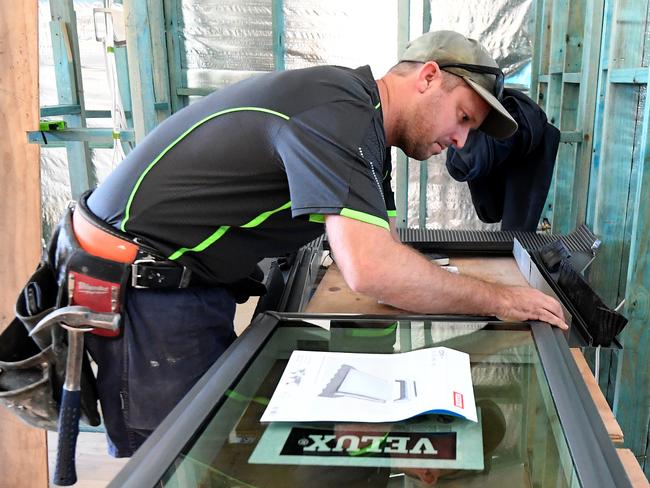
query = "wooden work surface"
xmin=305 ymin=256 xmax=528 ymax=314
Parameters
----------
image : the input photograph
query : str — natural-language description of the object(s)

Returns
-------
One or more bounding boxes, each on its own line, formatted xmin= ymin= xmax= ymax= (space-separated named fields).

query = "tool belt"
xmin=73 ymin=193 xmax=193 ymax=291
xmin=1 ymin=191 xmax=267 ymax=429
xmin=0 ymin=191 xmax=189 ymax=429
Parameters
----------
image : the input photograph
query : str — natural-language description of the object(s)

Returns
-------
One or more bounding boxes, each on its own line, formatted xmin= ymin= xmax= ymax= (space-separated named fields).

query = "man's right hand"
xmin=494 ymin=284 xmax=568 ymax=330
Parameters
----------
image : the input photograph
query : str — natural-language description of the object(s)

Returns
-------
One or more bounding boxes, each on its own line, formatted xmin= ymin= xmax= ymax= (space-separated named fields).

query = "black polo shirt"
xmin=88 ymin=65 xmax=396 ymax=284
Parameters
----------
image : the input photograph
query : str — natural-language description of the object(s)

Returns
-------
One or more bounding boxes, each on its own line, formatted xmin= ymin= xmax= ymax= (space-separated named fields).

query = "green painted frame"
xmin=49 ymin=0 xmax=95 ymax=198
xmin=532 ymin=0 xmax=650 ymax=474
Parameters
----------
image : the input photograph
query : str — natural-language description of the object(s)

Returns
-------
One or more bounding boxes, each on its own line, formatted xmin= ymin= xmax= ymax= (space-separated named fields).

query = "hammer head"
xmin=29 ymin=305 xmax=120 ymax=336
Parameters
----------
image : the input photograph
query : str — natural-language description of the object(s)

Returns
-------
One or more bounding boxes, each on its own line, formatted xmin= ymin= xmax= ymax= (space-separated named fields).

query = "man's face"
xmin=400 ymin=76 xmax=491 ymax=160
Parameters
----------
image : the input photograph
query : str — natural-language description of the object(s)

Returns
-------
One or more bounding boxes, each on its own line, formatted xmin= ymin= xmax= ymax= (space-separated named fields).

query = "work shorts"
xmin=85 ymin=285 xmax=237 ymax=457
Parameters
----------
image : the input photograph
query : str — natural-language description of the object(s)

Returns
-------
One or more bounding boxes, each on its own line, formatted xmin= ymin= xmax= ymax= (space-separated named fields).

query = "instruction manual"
xmin=261 ymin=347 xmax=477 ymax=423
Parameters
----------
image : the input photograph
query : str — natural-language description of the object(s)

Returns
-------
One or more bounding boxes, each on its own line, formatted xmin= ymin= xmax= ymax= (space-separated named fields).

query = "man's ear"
xmin=416 ymin=61 xmax=441 ymax=93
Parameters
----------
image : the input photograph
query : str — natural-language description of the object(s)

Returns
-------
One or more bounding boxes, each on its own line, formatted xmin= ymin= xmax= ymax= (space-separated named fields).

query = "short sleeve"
xmin=277 ymin=101 xmax=391 ymax=230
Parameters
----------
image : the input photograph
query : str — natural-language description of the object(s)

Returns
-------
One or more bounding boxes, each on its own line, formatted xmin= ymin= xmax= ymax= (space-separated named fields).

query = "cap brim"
xmin=463 ymin=77 xmax=518 ymax=139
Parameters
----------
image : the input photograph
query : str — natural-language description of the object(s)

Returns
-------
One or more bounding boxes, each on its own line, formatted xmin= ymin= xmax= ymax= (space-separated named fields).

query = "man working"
xmin=65 ymin=30 xmax=568 ymax=456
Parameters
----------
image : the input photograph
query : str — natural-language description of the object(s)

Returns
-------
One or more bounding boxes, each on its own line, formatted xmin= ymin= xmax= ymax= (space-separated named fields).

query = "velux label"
xmin=280 ymin=427 xmax=456 ymax=459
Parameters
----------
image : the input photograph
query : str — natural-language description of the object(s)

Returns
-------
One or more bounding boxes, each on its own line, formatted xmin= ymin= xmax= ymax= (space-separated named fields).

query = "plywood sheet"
xmin=306 ymin=257 xmax=528 ymax=314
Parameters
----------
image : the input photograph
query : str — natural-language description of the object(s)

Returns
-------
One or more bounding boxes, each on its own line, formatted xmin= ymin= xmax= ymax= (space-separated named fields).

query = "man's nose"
xmin=451 ymin=127 xmax=470 ymax=149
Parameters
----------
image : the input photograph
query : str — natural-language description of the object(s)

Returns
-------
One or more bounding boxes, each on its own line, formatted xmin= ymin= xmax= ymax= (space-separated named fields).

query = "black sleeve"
xmin=277 ymin=102 xmax=391 ymax=230
xmin=382 ymin=153 xmax=396 ymax=217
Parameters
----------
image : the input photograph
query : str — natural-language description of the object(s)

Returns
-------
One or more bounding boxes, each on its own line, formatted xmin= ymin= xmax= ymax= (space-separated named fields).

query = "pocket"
xmin=123 ymin=287 xmax=236 ymax=431
xmin=15 ymin=262 xmax=59 ymax=350
xmin=0 ymin=318 xmax=59 ymax=430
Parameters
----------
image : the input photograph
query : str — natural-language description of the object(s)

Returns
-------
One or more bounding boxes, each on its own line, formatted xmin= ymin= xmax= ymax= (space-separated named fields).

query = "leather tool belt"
xmin=74 ymin=193 xmax=192 ymax=291
xmin=1 ymin=190 xmax=266 ymax=430
xmin=0 ymin=191 xmax=191 ymax=429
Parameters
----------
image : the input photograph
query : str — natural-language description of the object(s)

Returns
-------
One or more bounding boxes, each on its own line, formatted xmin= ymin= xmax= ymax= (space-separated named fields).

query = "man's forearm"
xmin=343 ymin=230 xmax=499 ymax=315
xmin=327 ymin=215 xmax=498 ymax=314
xmin=325 ymin=215 xmax=567 ymax=328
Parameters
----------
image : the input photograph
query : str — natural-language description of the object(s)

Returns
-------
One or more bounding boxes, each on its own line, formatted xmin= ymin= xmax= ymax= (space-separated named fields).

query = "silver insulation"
xmin=39 ymin=0 xmax=533 ymax=235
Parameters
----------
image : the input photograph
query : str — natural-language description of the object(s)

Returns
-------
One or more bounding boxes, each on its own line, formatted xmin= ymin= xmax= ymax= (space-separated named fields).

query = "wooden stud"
xmin=0 ymin=0 xmax=48 ymax=485
xmin=124 ymin=0 xmax=159 ymax=141
xmin=616 ymin=449 xmax=649 ymax=487
xmin=588 ymin=0 xmax=649 ymax=307
xmin=570 ymin=349 xmax=624 ymax=444
xmin=540 ymin=0 xmax=554 ymax=75
xmin=553 ymin=80 xmax=579 ymax=234
xmin=570 ymin=0 xmax=605 ymax=227
xmin=49 ymin=0 xmax=95 ymax=198
xmin=549 ymin=0 xmax=569 ymax=75
xmin=147 ymin=0 xmax=172 ymax=123
xmin=586 ymin=0 xmax=616 ymax=226
xmin=163 ymin=0 xmax=187 ymax=112
xmin=530 ymin=0 xmax=545 ymax=103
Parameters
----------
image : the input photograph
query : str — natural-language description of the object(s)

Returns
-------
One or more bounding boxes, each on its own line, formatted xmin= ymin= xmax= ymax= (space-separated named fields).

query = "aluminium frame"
xmin=107 ymin=314 xmax=632 ymax=488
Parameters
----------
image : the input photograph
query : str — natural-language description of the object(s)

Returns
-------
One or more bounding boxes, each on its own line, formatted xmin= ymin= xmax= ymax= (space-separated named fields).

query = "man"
xmin=71 ymin=30 xmax=567 ymax=456
xmin=446 ymin=88 xmax=561 ymax=231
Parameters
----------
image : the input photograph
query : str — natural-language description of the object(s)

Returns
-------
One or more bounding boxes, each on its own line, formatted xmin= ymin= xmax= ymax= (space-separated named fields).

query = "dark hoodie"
xmin=445 ymin=88 xmax=560 ymax=231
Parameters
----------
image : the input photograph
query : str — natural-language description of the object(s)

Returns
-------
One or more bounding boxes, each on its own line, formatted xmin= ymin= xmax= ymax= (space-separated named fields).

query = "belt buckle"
xmin=131 ymin=257 xmax=192 ymax=289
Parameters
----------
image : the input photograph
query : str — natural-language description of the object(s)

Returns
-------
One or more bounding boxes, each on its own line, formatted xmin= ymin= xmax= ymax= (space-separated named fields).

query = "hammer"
xmin=30 ymin=305 xmax=120 ymax=486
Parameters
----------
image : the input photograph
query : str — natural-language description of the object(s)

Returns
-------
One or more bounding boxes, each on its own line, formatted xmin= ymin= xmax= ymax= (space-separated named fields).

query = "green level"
xmin=39 ymin=120 xmax=67 ymax=131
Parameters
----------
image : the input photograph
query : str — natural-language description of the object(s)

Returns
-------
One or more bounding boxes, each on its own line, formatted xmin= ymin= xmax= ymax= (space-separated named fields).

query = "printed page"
xmin=261 ymin=348 xmax=477 ymax=423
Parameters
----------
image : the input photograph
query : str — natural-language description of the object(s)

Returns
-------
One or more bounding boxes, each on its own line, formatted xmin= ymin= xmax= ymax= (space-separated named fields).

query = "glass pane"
xmin=159 ymin=318 xmax=579 ymax=487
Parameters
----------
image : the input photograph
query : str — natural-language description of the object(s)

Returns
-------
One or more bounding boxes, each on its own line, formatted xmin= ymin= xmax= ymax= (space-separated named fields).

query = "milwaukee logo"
xmin=280 ymin=427 xmax=456 ymax=459
xmin=77 ymin=281 xmax=110 ymax=295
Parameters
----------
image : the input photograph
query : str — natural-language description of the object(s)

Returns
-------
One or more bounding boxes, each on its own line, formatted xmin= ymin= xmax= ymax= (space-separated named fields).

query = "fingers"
xmin=535 ymin=290 xmax=568 ymax=330
xmin=537 ymin=306 xmax=568 ymax=330
xmin=498 ymin=286 xmax=568 ymax=330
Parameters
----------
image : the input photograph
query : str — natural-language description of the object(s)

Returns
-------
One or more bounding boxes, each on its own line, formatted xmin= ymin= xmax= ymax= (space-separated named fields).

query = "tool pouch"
xmin=0 ymin=206 xmax=111 ymax=430
xmin=0 ymin=317 xmax=59 ymax=430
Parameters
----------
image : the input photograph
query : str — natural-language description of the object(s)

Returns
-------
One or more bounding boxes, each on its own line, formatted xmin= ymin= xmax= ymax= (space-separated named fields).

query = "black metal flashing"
xmin=398 ymin=224 xmax=598 ymax=256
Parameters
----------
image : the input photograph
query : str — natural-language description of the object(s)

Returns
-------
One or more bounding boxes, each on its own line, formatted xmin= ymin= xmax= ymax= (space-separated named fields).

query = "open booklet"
xmin=260 ymin=347 xmax=477 ymax=424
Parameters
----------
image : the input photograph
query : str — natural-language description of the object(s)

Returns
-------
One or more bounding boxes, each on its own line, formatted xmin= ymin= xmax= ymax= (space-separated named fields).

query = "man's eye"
xmin=461 ymin=113 xmax=470 ymax=122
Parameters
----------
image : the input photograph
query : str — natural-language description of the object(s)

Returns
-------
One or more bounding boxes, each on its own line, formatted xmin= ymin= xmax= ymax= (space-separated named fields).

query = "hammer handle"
xmin=53 ymin=388 xmax=81 ymax=486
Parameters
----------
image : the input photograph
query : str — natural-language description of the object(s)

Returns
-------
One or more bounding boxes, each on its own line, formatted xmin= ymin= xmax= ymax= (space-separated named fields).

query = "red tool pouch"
xmin=61 ymin=208 xmax=132 ymax=338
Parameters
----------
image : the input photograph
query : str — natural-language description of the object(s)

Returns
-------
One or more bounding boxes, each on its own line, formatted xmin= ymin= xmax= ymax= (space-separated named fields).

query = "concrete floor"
xmin=47 ymin=298 xmax=259 ymax=487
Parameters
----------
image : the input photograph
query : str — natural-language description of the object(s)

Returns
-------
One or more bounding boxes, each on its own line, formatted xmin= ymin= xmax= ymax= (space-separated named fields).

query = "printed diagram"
xmin=319 ymin=364 xmax=417 ymax=403
xmin=283 ymin=368 xmax=306 ymax=386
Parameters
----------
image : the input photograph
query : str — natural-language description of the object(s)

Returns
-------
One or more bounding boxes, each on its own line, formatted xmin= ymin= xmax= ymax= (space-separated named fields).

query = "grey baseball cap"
xmin=400 ymin=30 xmax=518 ymax=139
